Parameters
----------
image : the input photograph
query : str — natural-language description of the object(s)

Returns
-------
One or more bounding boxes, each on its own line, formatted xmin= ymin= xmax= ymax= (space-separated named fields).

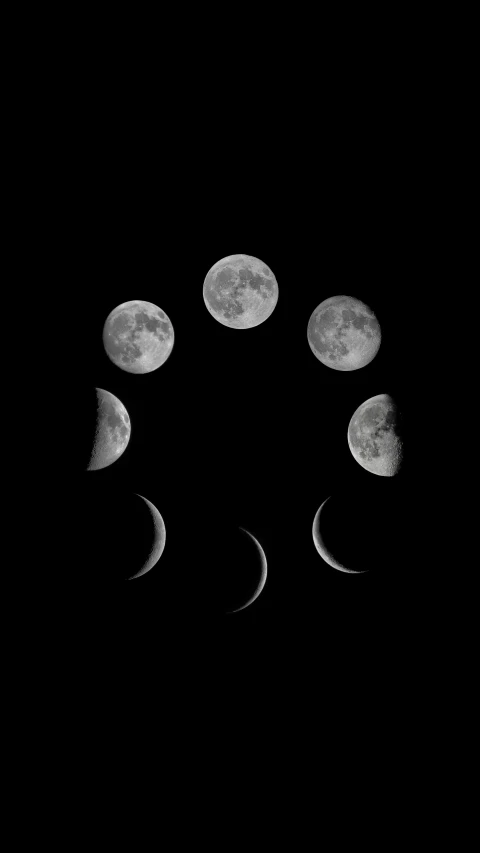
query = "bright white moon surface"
xmin=88 ymin=388 xmax=131 ymax=471
xmin=103 ymin=300 xmax=174 ymax=373
xmin=348 ymin=394 xmax=403 ymax=476
xmin=203 ymin=254 xmax=278 ymax=329
xmin=307 ymin=295 xmax=381 ymax=370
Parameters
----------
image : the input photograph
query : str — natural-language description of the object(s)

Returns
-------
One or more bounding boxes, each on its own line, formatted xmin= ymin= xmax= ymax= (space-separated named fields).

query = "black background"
xmin=7 ymin=12 xmax=459 ymax=810
xmin=45 ymin=177 xmax=427 ymax=652
xmin=21 ymin=39 xmax=440 ymax=662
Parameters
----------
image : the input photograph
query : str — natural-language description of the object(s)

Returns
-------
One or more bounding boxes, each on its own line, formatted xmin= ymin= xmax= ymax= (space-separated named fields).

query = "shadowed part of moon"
xmin=312 ymin=498 xmax=367 ymax=574
xmin=127 ymin=495 xmax=166 ymax=580
xmin=228 ymin=528 xmax=268 ymax=613
xmin=87 ymin=388 xmax=131 ymax=471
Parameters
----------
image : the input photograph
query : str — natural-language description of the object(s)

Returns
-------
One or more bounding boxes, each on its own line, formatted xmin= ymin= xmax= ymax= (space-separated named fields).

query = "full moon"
xmin=103 ymin=300 xmax=174 ymax=373
xmin=307 ymin=295 xmax=381 ymax=370
xmin=203 ymin=254 xmax=278 ymax=328
xmin=87 ymin=388 xmax=131 ymax=471
xmin=348 ymin=394 xmax=403 ymax=476
xmin=312 ymin=498 xmax=367 ymax=574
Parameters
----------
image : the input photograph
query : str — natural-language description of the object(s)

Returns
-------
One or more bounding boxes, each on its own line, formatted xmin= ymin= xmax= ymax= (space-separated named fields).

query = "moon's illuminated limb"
xmin=227 ymin=528 xmax=268 ymax=613
xmin=348 ymin=394 xmax=402 ymax=477
xmin=127 ymin=495 xmax=166 ymax=580
xmin=312 ymin=498 xmax=367 ymax=574
xmin=205 ymin=254 xmax=264 ymax=277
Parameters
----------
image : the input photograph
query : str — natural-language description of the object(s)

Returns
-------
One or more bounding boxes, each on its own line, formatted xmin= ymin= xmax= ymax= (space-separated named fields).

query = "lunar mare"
xmin=228 ymin=528 xmax=268 ymax=613
xmin=307 ymin=296 xmax=380 ymax=370
xmin=312 ymin=498 xmax=367 ymax=574
xmin=203 ymin=254 xmax=278 ymax=328
xmin=103 ymin=300 xmax=174 ymax=373
xmin=88 ymin=388 xmax=131 ymax=471
xmin=348 ymin=394 xmax=402 ymax=476
xmin=127 ymin=495 xmax=166 ymax=580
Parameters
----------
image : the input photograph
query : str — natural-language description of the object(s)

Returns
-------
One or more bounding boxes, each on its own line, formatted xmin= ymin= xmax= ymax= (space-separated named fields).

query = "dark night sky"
xmin=49 ymin=169 xmax=428 ymax=650
xmin=16 ymin=16 xmax=449 ymax=773
xmin=29 ymin=80 xmax=437 ymax=665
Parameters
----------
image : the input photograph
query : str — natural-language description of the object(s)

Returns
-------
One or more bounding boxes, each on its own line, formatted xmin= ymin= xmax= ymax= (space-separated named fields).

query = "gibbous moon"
xmin=312 ymin=498 xmax=367 ymax=574
xmin=87 ymin=388 xmax=131 ymax=471
xmin=203 ymin=254 xmax=278 ymax=329
xmin=348 ymin=394 xmax=403 ymax=477
xmin=127 ymin=495 xmax=166 ymax=580
xmin=228 ymin=528 xmax=268 ymax=613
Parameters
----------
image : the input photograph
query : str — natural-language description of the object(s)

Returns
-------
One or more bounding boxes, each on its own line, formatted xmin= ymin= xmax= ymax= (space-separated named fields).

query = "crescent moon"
xmin=228 ymin=528 xmax=268 ymax=613
xmin=127 ymin=494 xmax=166 ymax=580
xmin=312 ymin=498 xmax=367 ymax=574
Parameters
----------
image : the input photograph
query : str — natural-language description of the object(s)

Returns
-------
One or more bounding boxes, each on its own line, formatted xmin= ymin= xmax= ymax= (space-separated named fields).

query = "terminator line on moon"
xmin=103 ymin=300 xmax=174 ymax=373
xmin=127 ymin=495 xmax=166 ymax=580
xmin=203 ymin=254 xmax=278 ymax=328
xmin=312 ymin=498 xmax=367 ymax=574
xmin=348 ymin=394 xmax=402 ymax=477
xmin=307 ymin=295 xmax=381 ymax=370
xmin=87 ymin=388 xmax=131 ymax=471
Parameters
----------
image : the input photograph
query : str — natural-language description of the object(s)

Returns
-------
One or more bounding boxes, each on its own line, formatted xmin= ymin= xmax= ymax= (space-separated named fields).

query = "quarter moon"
xmin=347 ymin=393 xmax=402 ymax=477
xmin=228 ymin=528 xmax=268 ymax=613
xmin=312 ymin=498 xmax=367 ymax=574
xmin=127 ymin=494 xmax=166 ymax=580
xmin=88 ymin=388 xmax=131 ymax=471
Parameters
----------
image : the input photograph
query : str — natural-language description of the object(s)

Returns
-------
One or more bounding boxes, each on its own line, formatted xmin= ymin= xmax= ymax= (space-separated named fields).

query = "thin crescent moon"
xmin=312 ymin=498 xmax=367 ymax=574
xmin=228 ymin=528 xmax=268 ymax=613
xmin=127 ymin=494 xmax=166 ymax=580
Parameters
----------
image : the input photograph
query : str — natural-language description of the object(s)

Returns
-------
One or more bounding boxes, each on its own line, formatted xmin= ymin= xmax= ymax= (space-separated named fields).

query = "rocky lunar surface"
xmin=203 ymin=255 xmax=278 ymax=328
xmin=88 ymin=389 xmax=131 ymax=471
xmin=348 ymin=394 xmax=402 ymax=477
xmin=308 ymin=296 xmax=380 ymax=370
xmin=104 ymin=301 xmax=174 ymax=373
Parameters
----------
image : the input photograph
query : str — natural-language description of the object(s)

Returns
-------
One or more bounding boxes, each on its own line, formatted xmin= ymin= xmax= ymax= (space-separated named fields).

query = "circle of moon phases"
xmin=307 ymin=295 xmax=381 ymax=370
xmin=87 ymin=388 xmax=131 ymax=471
xmin=203 ymin=254 xmax=278 ymax=329
xmin=312 ymin=498 xmax=367 ymax=574
xmin=227 ymin=528 xmax=268 ymax=613
xmin=103 ymin=300 xmax=174 ymax=373
xmin=127 ymin=494 xmax=166 ymax=580
xmin=348 ymin=393 xmax=403 ymax=477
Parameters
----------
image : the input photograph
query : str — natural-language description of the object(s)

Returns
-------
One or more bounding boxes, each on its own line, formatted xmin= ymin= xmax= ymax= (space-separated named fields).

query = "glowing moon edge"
xmin=312 ymin=498 xmax=367 ymax=574
xmin=127 ymin=494 xmax=166 ymax=580
xmin=227 ymin=528 xmax=268 ymax=613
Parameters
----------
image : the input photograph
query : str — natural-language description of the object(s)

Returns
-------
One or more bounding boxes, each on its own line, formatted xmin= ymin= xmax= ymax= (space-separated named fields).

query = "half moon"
xmin=127 ymin=494 xmax=166 ymax=579
xmin=312 ymin=498 xmax=367 ymax=574
xmin=88 ymin=388 xmax=131 ymax=471
xmin=228 ymin=528 xmax=268 ymax=613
